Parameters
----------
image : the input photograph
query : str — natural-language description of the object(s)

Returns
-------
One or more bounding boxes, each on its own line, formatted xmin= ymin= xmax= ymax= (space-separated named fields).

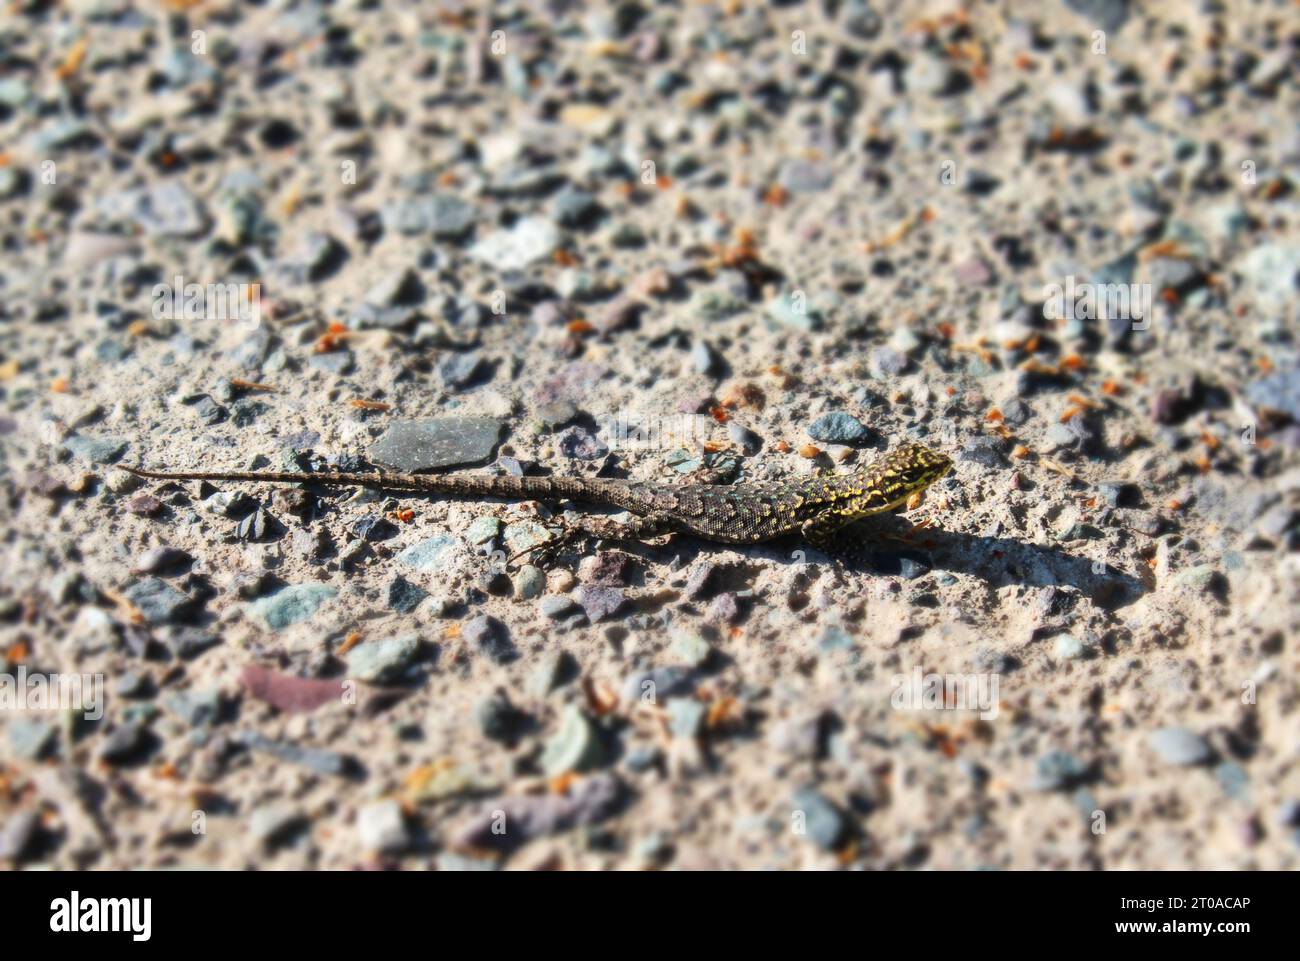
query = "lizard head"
xmin=892 ymin=443 xmax=953 ymax=490
xmin=860 ymin=443 xmax=953 ymax=513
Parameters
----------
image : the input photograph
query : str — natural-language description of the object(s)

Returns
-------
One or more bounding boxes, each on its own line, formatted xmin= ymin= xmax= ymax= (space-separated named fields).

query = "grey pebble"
xmin=469 ymin=216 xmax=562 ymax=271
xmin=387 ymin=575 xmax=428 ymax=614
xmin=1215 ymin=762 xmax=1250 ymax=801
xmin=1053 ymin=634 xmax=1088 ymax=660
xmin=463 ymin=614 xmax=516 ymax=664
xmin=765 ymin=290 xmax=822 ymax=331
xmin=385 ymin=193 xmax=477 ymax=240
xmin=114 ymin=181 xmax=208 ymax=237
xmin=134 ymin=546 xmax=192 ymax=575
xmin=238 ymin=730 xmax=354 ymax=777
xmin=1245 ymin=365 xmax=1300 ymax=422
xmin=114 ymin=671 xmax=151 ymax=698
xmin=790 ymin=787 xmax=848 ymax=851
xmin=249 ymin=802 xmax=305 ymax=847
xmin=238 ymin=507 xmax=278 ymax=542
xmin=162 ymin=628 xmax=220 ymax=660
xmin=8 ymin=718 xmax=56 ymax=761
xmin=162 ymin=688 xmax=222 ymax=728
xmin=63 ymin=435 xmax=128 ymax=465
xmin=623 ymin=744 xmax=662 ymax=773
xmin=870 ymin=347 xmax=909 ymax=377
xmin=99 ymin=722 xmax=150 ymax=765
xmin=540 ymin=704 xmax=606 ymax=777
xmin=476 ymin=689 xmax=526 ymax=742
xmin=575 ymin=585 xmax=625 ymax=621
xmin=1032 ymin=751 xmax=1090 ymax=791
xmin=728 ymin=422 xmax=762 ymax=453
xmin=527 ymin=649 xmax=576 ymax=698
xmin=247 ymin=584 xmax=336 ymax=630
xmin=691 ymin=339 xmax=720 ymax=376
xmin=123 ymin=577 xmax=194 ymax=626
xmin=453 ymin=772 xmax=622 ymax=853
xmin=621 ymin=666 xmax=694 ymax=706
xmin=356 ymin=799 xmax=408 ymax=853
xmin=464 ymin=516 xmax=501 ymax=545
xmin=295 ymin=231 xmax=346 ymax=281
xmin=365 ymin=267 xmax=423 ymax=309
xmin=540 ymin=595 xmax=577 ymax=619
xmin=439 ymin=351 xmax=489 ymax=391
xmin=778 ymin=158 xmax=834 ymax=194
xmin=397 ymin=534 xmax=458 ymax=570
xmin=552 ymin=185 xmax=600 ymax=227
xmin=537 ymin=401 xmax=578 ymax=428
xmin=513 ymin=565 xmax=545 ymax=600
xmin=352 ymin=515 xmax=397 ymax=542
xmin=1236 ymin=244 xmax=1300 ymax=317
xmin=706 ymin=592 xmax=740 ymax=624
xmin=308 ymin=350 xmax=354 ymax=375
xmin=960 ymin=436 xmax=1008 ymax=468
xmin=0 ymin=810 xmax=41 ymax=861
xmin=1148 ymin=727 xmax=1214 ymax=766
xmin=670 ymin=632 xmax=712 ymax=667
xmin=347 ymin=634 xmax=421 ymax=683
xmin=668 ymin=699 xmax=707 ymax=740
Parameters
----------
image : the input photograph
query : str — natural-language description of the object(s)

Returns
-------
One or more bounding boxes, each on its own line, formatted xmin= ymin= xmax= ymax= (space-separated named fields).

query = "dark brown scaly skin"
xmin=120 ymin=443 xmax=953 ymax=557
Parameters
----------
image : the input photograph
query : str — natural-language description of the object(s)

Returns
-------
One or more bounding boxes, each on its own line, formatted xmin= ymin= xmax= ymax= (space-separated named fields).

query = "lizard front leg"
xmin=799 ymin=517 xmax=848 ymax=554
xmin=802 ymin=516 xmax=936 ymax=570
xmin=800 ymin=516 xmax=893 ymax=565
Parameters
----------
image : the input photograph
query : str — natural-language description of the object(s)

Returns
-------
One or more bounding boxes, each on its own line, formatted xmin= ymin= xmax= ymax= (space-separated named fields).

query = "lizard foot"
xmin=507 ymin=519 xmax=581 ymax=568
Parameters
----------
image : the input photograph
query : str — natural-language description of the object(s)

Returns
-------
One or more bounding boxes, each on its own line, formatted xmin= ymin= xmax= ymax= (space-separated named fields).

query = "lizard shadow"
xmin=831 ymin=515 xmax=1151 ymax=610
xmin=618 ymin=514 xmax=1150 ymax=612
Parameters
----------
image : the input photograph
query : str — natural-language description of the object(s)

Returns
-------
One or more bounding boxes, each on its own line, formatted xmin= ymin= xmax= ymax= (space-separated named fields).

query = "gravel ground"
xmin=0 ymin=0 xmax=1297 ymax=870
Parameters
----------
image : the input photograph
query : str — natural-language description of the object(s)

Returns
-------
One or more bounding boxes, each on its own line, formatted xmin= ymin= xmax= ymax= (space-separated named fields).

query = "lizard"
xmin=119 ymin=442 xmax=953 ymax=560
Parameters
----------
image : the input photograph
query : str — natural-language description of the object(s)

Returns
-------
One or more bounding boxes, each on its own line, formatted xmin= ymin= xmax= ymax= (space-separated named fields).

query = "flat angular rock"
xmin=808 ymin=412 xmax=870 ymax=444
xmin=347 ymin=634 xmax=421 ymax=683
xmin=238 ymin=730 xmax=354 ymax=777
xmin=1246 ymin=366 xmax=1300 ymax=421
xmin=397 ymin=534 xmax=459 ymax=570
xmin=123 ymin=577 xmax=193 ymax=625
xmin=453 ymin=773 xmax=622 ymax=854
xmin=384 ymin=193 xmax=477 ymax=239
xmin=368 ymin=417 xmax=503 ymax=472
xmin=104 ymin=181 xmax=209 ymax=238
xmin=469 ymin=216 xmax=561 ymax=271
xmin=247 ymin=583 xmax=336 ymax=630
xmin=63 ymin=435 xmax=128 ymax=465
xmin=1149 ymin=727 xmax=1213 ymax=766
xmin=357 ymin=799 xmax=409 ymax=853
xmin=241 ymin=666 xmax=346 ymax=714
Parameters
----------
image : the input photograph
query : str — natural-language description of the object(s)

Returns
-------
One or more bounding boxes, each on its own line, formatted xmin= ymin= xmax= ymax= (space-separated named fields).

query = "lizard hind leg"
xmin=568 ymin=512 xmax=680 ymax=545
xmin=508 ymin=512 xmax=680 ymax=567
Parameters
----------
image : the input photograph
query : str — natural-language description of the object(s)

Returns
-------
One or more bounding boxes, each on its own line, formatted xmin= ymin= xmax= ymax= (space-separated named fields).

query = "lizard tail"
xmin=117 ymin=465 xmax=618 ymax=503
